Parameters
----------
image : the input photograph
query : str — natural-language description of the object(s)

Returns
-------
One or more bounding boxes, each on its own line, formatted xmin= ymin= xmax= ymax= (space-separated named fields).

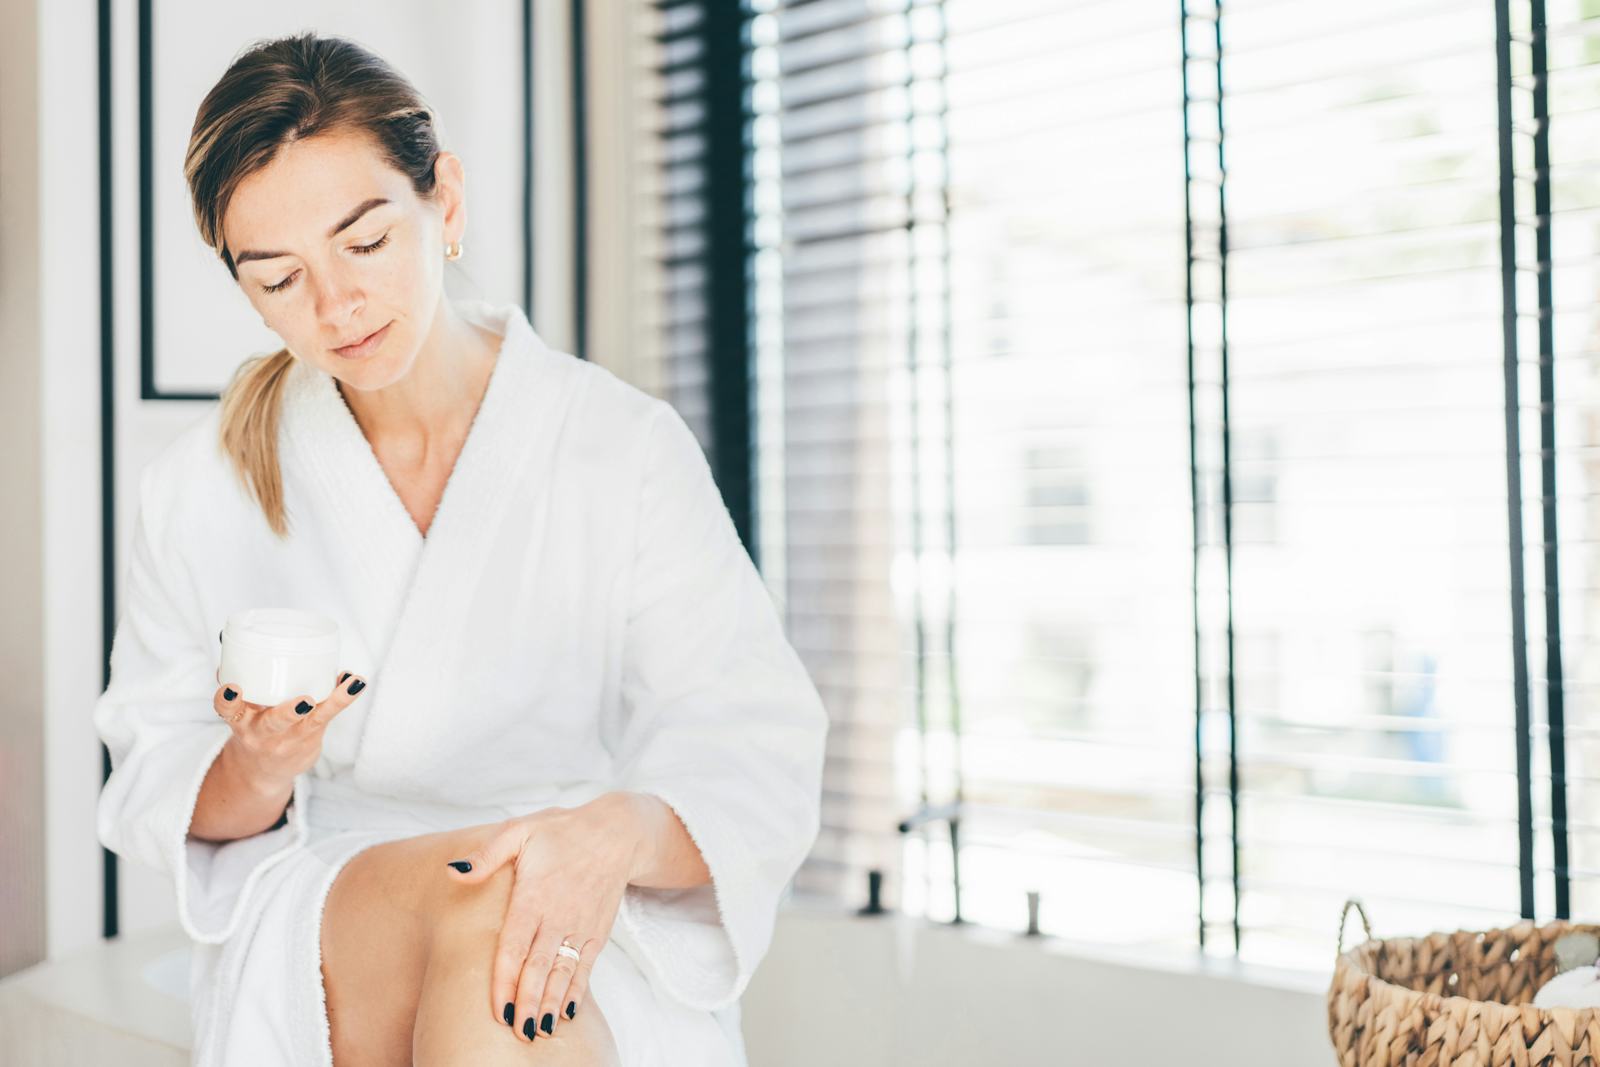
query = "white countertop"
xmin=0 ymin=922 xmax=192 ymax=1065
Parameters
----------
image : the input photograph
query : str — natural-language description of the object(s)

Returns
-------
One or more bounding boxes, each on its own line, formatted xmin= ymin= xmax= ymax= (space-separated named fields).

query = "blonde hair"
xmin=185 ymin=31 xmax=444 ymax=538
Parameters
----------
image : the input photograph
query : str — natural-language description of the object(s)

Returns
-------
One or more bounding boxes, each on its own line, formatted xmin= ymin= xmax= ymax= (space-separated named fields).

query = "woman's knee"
xmin=321 ymin=822 xmax=511 ymax=987
xmin=429 ymin=863 xmax=517 ymax=954
xmin=411 ymin=848 xmax=620 ymax=1065
xmin=424 ymin=825 xmax=519 ymax=946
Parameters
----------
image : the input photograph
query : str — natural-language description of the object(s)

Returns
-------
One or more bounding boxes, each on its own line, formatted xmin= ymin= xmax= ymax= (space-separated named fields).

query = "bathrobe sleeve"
xmin=93 ymin=461 xmax=312 ymax=945
xmin=609 ymin=400 xmax=829 ymax=1011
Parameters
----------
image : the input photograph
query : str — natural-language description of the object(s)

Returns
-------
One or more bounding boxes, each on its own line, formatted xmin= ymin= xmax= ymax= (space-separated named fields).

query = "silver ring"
xmin=556 ymin=942 xmax=581 ymax=962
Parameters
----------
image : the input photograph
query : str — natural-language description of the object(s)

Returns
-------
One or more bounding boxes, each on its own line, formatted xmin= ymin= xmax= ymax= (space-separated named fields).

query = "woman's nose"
xmin=313 ymin=274 xmax=364 ymax=324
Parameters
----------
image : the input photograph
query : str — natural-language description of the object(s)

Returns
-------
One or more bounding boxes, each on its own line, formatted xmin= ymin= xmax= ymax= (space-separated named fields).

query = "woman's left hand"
xmin=444 ymin=793 xmax=639 ymax=1041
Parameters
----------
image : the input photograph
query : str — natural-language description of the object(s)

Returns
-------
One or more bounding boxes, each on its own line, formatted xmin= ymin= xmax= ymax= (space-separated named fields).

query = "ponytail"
xmin=216 ymin=348 xmax=297 ymax=539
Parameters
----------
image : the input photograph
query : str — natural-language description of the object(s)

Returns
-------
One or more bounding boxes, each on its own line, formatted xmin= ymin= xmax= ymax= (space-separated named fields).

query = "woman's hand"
xmin=444 ymin=795 xmax=640 ymax=1042
xmin=211 ymin=667 xmax=367 ymax=786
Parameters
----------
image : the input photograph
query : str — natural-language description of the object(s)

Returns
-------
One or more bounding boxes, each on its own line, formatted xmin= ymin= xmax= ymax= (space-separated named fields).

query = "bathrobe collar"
xmin=276 ymin=299 xmax=578 ymax=783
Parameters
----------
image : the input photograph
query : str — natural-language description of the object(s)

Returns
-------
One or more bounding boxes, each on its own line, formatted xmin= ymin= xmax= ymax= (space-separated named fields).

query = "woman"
xmin=92 ymin=31 xmax=827 ymax=1067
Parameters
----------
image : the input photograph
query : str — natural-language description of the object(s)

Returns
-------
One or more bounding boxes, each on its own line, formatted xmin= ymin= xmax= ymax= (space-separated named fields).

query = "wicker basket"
xmin=1328 ymin=898 xmax=1600 ymax=1064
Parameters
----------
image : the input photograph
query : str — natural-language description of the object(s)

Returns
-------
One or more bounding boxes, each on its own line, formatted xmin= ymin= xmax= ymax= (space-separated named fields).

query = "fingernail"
xmin=347 ymin=678 xmax=366 ymax=695
xmin=541 ymin=1012 xmax=554 ymax=1034
xmin=295 ymin=700 xmax=313 ymax=715
xmin=338 ymin=672 xmax=350 ymax=684
xmin=522 ymin=1017 xmax=537 ymax=1040
xmin=447 ymin=860 xmax=472 ymax=873
xmin=223 ymin=687 xmax=236 ymax=702
xmin=566 ymin=1000 xmax=575 ymax=1019
xmin=503 ymin=1002 xmax=514 ymax=1027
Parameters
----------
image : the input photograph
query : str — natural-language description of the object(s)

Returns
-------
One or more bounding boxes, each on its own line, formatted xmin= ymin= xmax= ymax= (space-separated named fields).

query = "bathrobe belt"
xmin=303 ymin=773 xmax=615 ymax=835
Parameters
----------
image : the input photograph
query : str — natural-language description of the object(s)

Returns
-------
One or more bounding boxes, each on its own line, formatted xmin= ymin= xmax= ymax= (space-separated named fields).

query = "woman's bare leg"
xmin=320 ymin=838 xmax=433 ymax=1067
xmin=413 ymin=857 xmax=620 ymax=1066
xmin=320 ymin=823 xmax=619 ymax=1066
xmin=412 ymin=847 xmax=620 ymax=1066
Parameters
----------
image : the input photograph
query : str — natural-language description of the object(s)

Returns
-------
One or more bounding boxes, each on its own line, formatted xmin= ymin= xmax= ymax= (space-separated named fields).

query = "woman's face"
xmin=220 ymin=128 xmax=464 ymax=389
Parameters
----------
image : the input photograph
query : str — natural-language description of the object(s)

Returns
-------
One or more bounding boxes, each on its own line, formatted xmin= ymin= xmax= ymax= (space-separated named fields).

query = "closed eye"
xmin=352 ymin=232 xmax=391 ymax=257
xmin=260 ymin=232 xmax=391 ymax=295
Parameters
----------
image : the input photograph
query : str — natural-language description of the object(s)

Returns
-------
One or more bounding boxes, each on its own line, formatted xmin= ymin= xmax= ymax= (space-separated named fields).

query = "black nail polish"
xmin=566 ymin=1000 xmax=575 ymax=1019
xmin=522 ymin=1017 xmax=537 ymax=1040
xmin=541 ymin=1012 xmax=554 ymax=1034
xmin=338 ymin=672 xmax=349 ymax=684
xmin=295 ymin=700 xmax=313 ymax=715
xmin=218 ymin=629 xmax=224 ymax=643
xmin=347 ymin=678 xmax=366 ymax=695
xmin=223 ymin=687 xmax=236 ymax=702
xmin=503 ymin=1002 xmax=514 ymax=1027
xmin=447 ymin=860 xmax=471 ymax=873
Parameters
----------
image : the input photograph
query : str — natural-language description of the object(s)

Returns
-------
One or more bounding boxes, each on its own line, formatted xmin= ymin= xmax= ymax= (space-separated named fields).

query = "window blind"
xmin=618 ymin=0 xmax=1600 ymax=972
xmin=1532 ymin=0 xmax=1600 ymax=916
xmin=928 ymin=0 xmax=1199 ymax=945
xmin=636 ymin=0 xmax=718 ymax=459
xmin=1218 ymin=0 xmax=1526 ymax=969
xmin=745 ymin=0 xmax=1208 ymax=944
xmin=753 ymin=0 xmax=942 ymax=907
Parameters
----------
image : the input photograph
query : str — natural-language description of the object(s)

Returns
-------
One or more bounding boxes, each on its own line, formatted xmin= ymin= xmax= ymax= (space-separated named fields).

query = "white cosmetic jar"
xmin=219 ymin=608 xmax=341 ymax=708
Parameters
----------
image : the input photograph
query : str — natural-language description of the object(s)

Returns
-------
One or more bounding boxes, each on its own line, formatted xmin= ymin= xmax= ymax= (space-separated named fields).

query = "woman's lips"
xmin=334 ymin=321 xmax=391 ymax=359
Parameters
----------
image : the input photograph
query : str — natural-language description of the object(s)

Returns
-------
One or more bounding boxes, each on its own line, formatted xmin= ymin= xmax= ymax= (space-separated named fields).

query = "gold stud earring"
xmin=445 ymin=240 xmax=463 ymax=260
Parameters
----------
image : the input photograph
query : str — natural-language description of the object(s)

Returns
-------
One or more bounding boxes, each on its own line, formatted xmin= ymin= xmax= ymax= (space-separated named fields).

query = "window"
xmin=619 ymin=0 xmax=1600 ymax=974
xmin=752 ymin=0 xmax=1202 ymax=949
xmin=1219 ymin=0 xmax=1527 ymax=967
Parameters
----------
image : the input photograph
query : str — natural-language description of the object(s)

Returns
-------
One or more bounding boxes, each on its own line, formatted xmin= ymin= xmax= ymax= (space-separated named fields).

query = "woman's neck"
xmin=337 ymin=300 xmax=502 ymax=459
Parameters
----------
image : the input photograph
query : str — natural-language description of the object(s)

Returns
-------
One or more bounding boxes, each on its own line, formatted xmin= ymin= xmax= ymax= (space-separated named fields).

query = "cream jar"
xmin=219 ymin=608 xmax=341 ymax=708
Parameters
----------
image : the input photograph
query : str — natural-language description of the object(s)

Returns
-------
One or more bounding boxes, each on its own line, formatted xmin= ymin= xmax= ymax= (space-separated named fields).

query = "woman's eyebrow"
xmin=234 ymin=197 xmax=392 ymax=266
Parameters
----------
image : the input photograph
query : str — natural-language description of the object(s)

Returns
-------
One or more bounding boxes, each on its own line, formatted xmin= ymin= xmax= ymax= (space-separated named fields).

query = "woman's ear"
xmin=433 ymin=150 xmax=468 ymax=245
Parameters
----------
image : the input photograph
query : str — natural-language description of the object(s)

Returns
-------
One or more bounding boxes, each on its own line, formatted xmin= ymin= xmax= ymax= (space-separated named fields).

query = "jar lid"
xmin=222 ymin=608 xmax=340 ymax=655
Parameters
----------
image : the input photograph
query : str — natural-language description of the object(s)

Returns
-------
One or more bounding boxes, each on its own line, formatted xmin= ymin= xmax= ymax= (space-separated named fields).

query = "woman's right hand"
xmin=210 ymin=669 xmax=367 ymax=786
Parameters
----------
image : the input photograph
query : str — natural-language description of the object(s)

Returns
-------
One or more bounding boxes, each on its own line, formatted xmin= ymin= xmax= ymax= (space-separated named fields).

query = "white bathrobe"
xmin=92 ymin=299 xmax=828 ymax=1066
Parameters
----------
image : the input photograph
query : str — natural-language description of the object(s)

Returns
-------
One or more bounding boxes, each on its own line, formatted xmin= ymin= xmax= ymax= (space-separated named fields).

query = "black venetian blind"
xmin=626 ymin=0 xmax=1600 ymax=971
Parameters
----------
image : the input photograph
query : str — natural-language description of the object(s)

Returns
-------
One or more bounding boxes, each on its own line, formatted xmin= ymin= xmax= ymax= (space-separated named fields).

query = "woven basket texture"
xmin=1329 ymin=901 xmax=1600 ymax=1065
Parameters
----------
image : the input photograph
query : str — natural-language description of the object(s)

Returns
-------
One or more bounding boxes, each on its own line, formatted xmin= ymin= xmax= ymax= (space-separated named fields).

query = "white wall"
xmin=1 ymin=0 xmax=50 ymax=979
xmin=29 ymin=0 xmax=111 ymax=970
